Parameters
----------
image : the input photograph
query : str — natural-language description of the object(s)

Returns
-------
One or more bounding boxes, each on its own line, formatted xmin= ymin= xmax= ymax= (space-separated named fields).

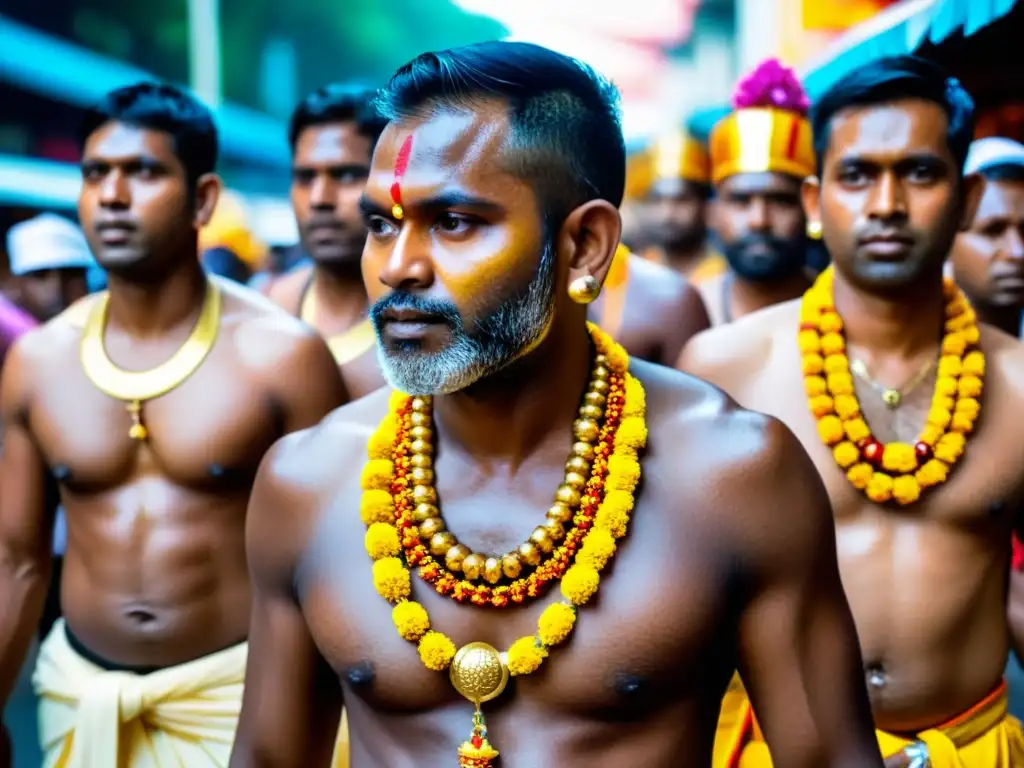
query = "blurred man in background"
xmin=268 ymin=84 xmax=388 ymax=399
xmin=696 ymin=59 xmax=815 ymax=326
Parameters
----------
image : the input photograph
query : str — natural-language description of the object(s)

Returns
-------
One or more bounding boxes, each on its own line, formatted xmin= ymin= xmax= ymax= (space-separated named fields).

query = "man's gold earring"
xmin=568 ymin=275 xmax=601 ymax=304
xmin=806 ymin=220 xmax=823 ymax=240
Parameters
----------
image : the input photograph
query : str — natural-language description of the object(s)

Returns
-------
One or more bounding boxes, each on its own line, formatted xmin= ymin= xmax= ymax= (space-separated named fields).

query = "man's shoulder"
xmin=680 ymin=299 xmax=798 ymax=376
xmin=265 ymin=264 xmax=313 ymax=311
xmin=8 ymin=296 xmax=93 ymax=369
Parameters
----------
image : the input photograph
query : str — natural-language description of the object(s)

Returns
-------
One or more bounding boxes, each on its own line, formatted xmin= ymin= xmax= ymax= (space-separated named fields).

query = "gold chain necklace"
xmin=80 ymin=278 xmax=221 ymax=440
xmin=300 ymin=279 xmax=375 ymax=366
xmin=849 ymin=354 xmax=937 ymax=409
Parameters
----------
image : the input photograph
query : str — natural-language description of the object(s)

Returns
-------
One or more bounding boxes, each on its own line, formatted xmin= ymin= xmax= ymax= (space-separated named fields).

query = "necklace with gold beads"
xmin=359 ymin=323 xmax=648 ymax=767
xmin=80 ymin=277 xmax=221 ymax=440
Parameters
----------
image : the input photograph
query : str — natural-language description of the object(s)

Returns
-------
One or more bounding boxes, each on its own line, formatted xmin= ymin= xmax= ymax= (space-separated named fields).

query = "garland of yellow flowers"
xmin=360 ymin=323 xmax=647 ymax=767
xmin=799 ymin=266 xmax=984 ymax=505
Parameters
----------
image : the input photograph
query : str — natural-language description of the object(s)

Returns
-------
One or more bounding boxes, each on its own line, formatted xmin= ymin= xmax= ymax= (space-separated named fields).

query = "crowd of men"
xmin=0 ymin=37 xmax=1022 ymax=768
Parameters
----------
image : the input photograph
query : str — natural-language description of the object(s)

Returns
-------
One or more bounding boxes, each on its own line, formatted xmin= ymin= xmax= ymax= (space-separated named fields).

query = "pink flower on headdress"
xmin=731 ymin=58 xmax=810 ymax=116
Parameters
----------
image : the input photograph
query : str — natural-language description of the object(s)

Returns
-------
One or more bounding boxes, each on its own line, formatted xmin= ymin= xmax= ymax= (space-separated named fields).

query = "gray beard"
xmin=375 ymin=242 xmax=557 ymax=396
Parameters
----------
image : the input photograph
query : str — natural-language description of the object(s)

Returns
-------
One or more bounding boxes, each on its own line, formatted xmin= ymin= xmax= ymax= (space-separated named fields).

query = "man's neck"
xmin=312 ymin=262 xmax=368 ymax=321
xmin=832 ymin=269 xmax=946 ymax=357
xmin=433 ymin=316 xmax=593 ymax=470
xmin=972 ymin=300 xmax=1021 ymax=338
xmin=730 ymin=270 xmax=810 ymax=317
xmin=105 ymin=261 xmax=208 ymax=338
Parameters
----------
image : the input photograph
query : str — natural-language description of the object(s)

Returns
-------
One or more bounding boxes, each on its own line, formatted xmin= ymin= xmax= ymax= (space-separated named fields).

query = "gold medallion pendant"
xmin=80 ymin=278 xmax=222 ymax=440
xmin=360 ymin=323 xmax=648 ymax=766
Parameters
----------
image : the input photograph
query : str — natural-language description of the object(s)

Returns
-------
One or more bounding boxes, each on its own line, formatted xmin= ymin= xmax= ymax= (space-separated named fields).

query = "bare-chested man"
xmin=268 ymin=85 xmax=388 ymax=399
xmin=587 ymin=244 xmax=710 ymax=367
xmin=697 ymin=59 xmax=815 ymax=327
xmin=0 ymin=82 xmax=345 ymax=767
xmin=230 ymin=41 xmax=882 ymax=768
xmin=682 ymin=56 xmax=1024 ymax=766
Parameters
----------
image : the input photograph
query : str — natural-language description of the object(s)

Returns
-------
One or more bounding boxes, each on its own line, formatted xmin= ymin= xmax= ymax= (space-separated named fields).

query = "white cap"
xmin=965 ymin=137 xmax=1024 ymax=176
xmin=6 ymin=213 xmax=95 ymax=276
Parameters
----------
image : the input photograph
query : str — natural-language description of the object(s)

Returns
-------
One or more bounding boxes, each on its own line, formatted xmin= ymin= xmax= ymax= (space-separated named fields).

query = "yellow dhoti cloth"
xmin=33 ymin=619 xmax=247 ymax=767
xmin=717 ymin=677 xmax=1024 ymax=767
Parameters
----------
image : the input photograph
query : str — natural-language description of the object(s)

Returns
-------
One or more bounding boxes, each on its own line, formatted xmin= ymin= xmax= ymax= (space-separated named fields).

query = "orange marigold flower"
xmin=810 ymin=395 xmax=835 ymax=418
xmin=892 ymin=476 xmax=921 ymax=506
xmin=866 ymin=473 xmax=894 ymax=504
xmin=805 ymin=375 xmax=828 ymax=398
xmin=881 ymin=443 xmax=918 ymax=474
xmin=817 ymin=415 xmax=845 ymax=446
xmin=847 ymin=463 xmax=874 ymax=490
xmin=833 ymin=394 xmax=860 ymax=420
xmin=802 ymin=353 xmax=825 ymax=375
xmin=844 ymin=418 xmax=871 ymax=444
xmin=958 ymin=375 xmax=983 ymax=398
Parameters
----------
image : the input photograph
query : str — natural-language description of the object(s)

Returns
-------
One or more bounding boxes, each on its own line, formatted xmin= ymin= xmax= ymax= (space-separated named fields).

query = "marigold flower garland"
xmin=360 ymin=323 xmax=647 ymax=766
xmin=799 ymin=266 xmax=984 ymax=505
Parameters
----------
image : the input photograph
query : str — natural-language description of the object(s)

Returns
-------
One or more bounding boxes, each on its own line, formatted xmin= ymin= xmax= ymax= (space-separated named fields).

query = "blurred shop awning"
xmin=0 ymin=154 xmax=298 ymax=246
xmin=800 ymin=0 xmax=1019 ymax=97
xmin=0 ymin=15 xmax=289 ymax=169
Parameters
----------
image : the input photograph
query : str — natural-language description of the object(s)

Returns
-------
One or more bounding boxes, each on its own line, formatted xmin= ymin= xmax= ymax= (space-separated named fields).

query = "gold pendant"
xmin=126 ymin=400 xmax=148 ymax=441
xmin=450 ymin=642 xmax=506 ymax=767
xmin=882 ymin=389 xmax=901 ymax=409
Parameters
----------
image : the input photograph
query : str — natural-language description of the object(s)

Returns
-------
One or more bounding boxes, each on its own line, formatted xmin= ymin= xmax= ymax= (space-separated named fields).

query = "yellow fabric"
xmin=709 ymin=108 xmax=815 ymax=185
xmin=733 ymin=680 xmax=1024 ymax=768
xmin=625 ymin=131 xmax=710 ymax=199
xmin=713 ymin=673 xmax=753 ymax=768
xmin=33 ymin=619 xmax=246 ymax=767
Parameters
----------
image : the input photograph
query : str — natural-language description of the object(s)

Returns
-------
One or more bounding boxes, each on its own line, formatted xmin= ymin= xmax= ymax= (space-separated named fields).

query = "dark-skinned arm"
xmin=660 ymin=281 xmax=711 ymax=368
xmin=0 ymin=339 xmax=56 ymax=715
xmin=735 ymin=418 xmax=882 ymax=768
xmin=230 ymin=436 xmax=342 ymax=767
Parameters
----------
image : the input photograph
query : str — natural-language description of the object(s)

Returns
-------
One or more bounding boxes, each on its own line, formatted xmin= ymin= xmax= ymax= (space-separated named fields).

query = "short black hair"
xmin=981 ymin=162 xmax=1024 ymax=184
xmin=78 ymin=82 xmax=218 ymax=188
xmin=288 ymin=84 xmax=387 ymax=152
xmin=376 ymin=40 xmax=625 ymax=229
xmin=811 ymin=55 xmax=975 ymax=175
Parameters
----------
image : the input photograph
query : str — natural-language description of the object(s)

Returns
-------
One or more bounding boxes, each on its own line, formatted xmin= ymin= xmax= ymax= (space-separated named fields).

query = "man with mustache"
xmin=230 ymin=41 xmax=881 ymax=768
xmin=696 ymin=59 xmax=814 ymax=327
xmin=0 ymin=82 xmax=345 ymax=767
xmin=682 ymin=56 xmax=1024 ymax=766
xmin=268 ymin=85 xmax=389 ymax=399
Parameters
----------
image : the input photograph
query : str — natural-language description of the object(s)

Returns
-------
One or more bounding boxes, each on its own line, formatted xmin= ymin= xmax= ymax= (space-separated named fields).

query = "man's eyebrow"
xmin=359 ymin=190 xmax=506 ymax=219
xmin=359 ymin=195 xmax=392 ymax=218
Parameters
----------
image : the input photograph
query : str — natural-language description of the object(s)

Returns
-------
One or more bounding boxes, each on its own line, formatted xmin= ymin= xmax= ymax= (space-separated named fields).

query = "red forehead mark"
xmin=389 ymin=134 xmax=414 ymax=219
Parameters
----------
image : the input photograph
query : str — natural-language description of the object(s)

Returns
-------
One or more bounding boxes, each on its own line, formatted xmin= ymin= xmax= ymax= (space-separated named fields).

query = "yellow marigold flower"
xmin=962 ymin=351 xmax=985 ymax=376
xmin=945 ymin=297 xmax=968 ymax=318
xmin=798 ymin=330 xmax=821 ymax=355
xmin=809 ymin=395 xmax=835 ymax=418
xmin=934 ymin=432 xmax=966 ymax=463
xmin=365 ymin=522 xmax=401 ymax=560
xmin=417 ymin=631 xmax=456 ymax=671
xmin=817 ymin=415 xmax=845 ymax=446
xmin=360 ymin=459 xmax=394 ymax=490
xmin=507 ymin=636 xmax=548 ymax=676
xmin=537 ymin=603 xmax=577 ymax=646
xmin=392 ymin=601 xmax=430 ymax=642
xmin=820 ymin=332 xmax=845 ymax=356
xmin=937 ymin=355 xmax=962 ymax=378
xmin=827 ymin=372 xmax=855 ymax=396
xmin=834 ymin=394 xmax=860 ymax=420
xmin=935 ymin=396 xmax=955 ymax=413
xmin=805 ymin=375 xmax=827 ymax=398
xmin=866 ymin=473 xmax=894 ymax=504
xmin=915 ymin=459 xmax=949 ymax=488
xmin=844 ymin=418 xmax=871 ymax=444
xmin=892 ymin=476 xmax=921 ymax=506
xmin=819 ymin=312 xmax=844 ymax=334
xmin=934 ymin=377 xmax=957 ymax=398
xmin=847 ymin=463 xmax=874 ymax=490
xmin=962 ymin=325 xmax=980 ymax=345
xmin=926 ymin=407 xmax=952 ymax=430
xmin=833 ymin=441 xmax=860 ymax=469
xmin=360 ymin=489 xmax=395 ymax=525
xmin=577 ymin=528 xmax=616 ymax=571
xmin=594 ymin=491 xmax=631 ymax=538
xmin=623 ymin=374 xmax=646 ymax=418
xmin=388 ymin=389 xmax=410 ymax=412
xmin=958 ymin=375 xmax=982 ymax=398
xmin=824 ymin=354 xmax=849 ymax=374
xmin=941 ymin=332 xmax=967 ymax=356
xmin=881 ymin=443 xmax=918 ymax=474
xmin=918 ymin=424 xmax=943 ymax=446
xmin=946 ymin=307 xmax=976 ymax=332
xmin=606 ymin=454 xmax=641 ymax=492
xmin=955 ymin=398 xmax=980 ymax=418
xmin=615 ymin=417 xmax=647 ymax=453
xmin=367 ymin=416 xmax=397 ymax=460
xmin=561 ymin=565 xmax=601 ymax=606
xmin=950 ymin=414 xmax=975 ymax=434
xmin=372 ymin=557 xmax=411 ymax=603
xmin=802 ymin=353 xmax=825 ymax=375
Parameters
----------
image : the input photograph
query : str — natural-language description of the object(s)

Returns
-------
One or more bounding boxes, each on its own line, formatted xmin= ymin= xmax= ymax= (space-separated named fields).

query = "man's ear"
xmin=958 ymin=172 xmax=985 ymax=231
xmin=557 ymin=199 xmax=622 ymax=288
xmin=193 ymin=173 xmax=222 ymax=229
